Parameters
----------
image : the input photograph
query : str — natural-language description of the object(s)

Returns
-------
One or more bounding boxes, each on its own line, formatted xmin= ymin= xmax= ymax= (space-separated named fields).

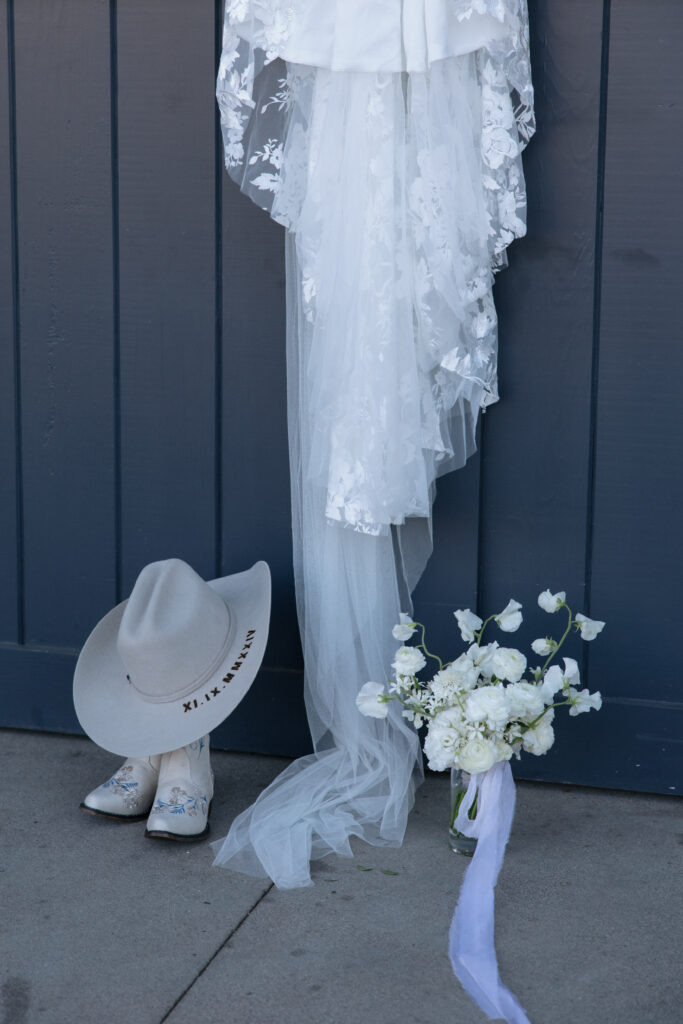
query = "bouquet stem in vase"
xmin=449 ymin=768 xmax=477 ymax=856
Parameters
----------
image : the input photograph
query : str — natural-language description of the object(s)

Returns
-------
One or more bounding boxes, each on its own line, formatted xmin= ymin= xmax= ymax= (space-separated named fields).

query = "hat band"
xmin=127 ymin=609 xmax=235 ymax=705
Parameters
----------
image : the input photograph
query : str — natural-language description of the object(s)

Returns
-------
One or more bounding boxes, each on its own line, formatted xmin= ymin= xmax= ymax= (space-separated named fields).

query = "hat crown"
xmin=117 ymin=559 xmax=232 ymax=703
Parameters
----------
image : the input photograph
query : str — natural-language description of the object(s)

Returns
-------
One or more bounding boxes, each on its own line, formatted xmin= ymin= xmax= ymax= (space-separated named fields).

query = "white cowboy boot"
xmin=145 ymin=735 xmax=213 ymax=842
xmin=81 ymin=755 xmax=161 ymax=821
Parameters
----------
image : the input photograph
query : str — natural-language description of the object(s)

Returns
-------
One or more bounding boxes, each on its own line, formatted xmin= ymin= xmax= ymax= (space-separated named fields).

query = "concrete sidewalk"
xmin=1 ymin=729 xmax=680 ymax=1024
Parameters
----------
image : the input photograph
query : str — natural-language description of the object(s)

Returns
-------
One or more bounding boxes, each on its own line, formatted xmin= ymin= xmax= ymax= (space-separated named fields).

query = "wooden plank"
xmin=413 ymin=450 xmax=482 ymax=655
xmin=116 ymin=0 xmax=218 ymax=592
xmin=219 ymin=179 xmax=302 ymax=677
xmin=13 ymin=0 xmax=116 ymax=647
xmin=476 ymin=2 xmax=604 ymax=781
xmin=480 ymin=0 xmax=603 ymax=602
xmin=588 ymin=0 xmax=683 ymax=776
xmin=512 ymin=699 xmax=682 ymax=796
xmin=0 ymin=0 xmax=19 ymax=643
xmin=0 ymin=644 xmax=80 ymax=733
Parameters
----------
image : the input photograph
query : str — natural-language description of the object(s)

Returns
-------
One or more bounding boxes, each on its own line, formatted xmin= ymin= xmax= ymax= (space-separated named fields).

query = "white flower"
xmin=568 ymin=688 xmax=602 ymax=716
xmin=458 ymin=736 xmax=499 ymax=774
xmin=491 ymin=647 xmax=527 ymax=683
xmin=531 ymin=638 xmax=554 ymax=656
xmin=468 ymin=641 xmax=499 ymax=678
xmin=392 ymin=645 xmax=427 ymax=678
xmin=465 ymin=686 xmax=510 ymax=731
xmin=423 ymin=707 xmax=465 ymax=772
xmin=538 ymin=589 xmax=566 ymax=613
xmin=392 ymin=613 xmax=417 ymax=643
xmin=506 ymin=682 xmax=545 ymax=722
xmin=495 ymin=599 xmax=523 ymax=633
xmin=454 ymin=608 xmax=483 ymax=643
xmin=540 ymin=665 xmax=564 ymax=704
xmin=495 ymin=739 xmax=514 ymax=762
xmin=356 ymin=682 xmax=389 ymax=719
xmin=522 ymin=716 xmax=555 ymax=756
xmin=575 ymin=613 xmax=606 ymax=641
xmin=431 ymin=655 xmax=478 ymax=700
xmin=561 ymin=657 xmax=580 ymax=687
xmin=540 ymin=657 xmax=580 ymax=704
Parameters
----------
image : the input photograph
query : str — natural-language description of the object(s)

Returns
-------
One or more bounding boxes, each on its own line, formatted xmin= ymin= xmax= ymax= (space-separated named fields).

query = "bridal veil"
xmin=212 ymin=0 xmax=534 ymax=888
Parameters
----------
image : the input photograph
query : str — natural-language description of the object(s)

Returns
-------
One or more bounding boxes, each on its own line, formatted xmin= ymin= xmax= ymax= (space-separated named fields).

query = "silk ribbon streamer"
xmin=449 ymin=761 xmax=531 ymax=1024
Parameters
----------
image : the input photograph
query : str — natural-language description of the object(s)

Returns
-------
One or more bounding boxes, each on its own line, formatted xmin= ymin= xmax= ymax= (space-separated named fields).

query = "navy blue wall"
xmin=1 ymin=1 xmax=681 ymax=794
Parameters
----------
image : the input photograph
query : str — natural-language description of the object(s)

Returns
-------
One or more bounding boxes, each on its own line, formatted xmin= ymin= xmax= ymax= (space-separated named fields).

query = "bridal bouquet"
xmin=357 ymin=590 xmax=606 ymax=1024
xmin=356 ymin=589 xmax=605 ymax=775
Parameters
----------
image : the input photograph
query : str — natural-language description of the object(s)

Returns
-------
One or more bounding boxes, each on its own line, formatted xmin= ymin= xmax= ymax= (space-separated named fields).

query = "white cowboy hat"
xmin=73 ymin=558 xmax=271 ymax=757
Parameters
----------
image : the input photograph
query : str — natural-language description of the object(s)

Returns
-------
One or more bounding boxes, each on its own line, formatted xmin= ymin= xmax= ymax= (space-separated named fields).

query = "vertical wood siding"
xmin=1 ymin=0 xmax=680 ymax=793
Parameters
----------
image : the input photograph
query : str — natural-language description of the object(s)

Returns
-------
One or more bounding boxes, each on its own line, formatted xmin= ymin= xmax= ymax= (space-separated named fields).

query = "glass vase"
xmin=449 ymin=768 xmax=478 ymax=856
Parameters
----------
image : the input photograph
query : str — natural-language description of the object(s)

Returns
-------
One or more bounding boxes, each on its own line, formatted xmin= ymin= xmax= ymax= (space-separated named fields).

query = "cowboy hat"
xmin=73 ymin=558 xmax=271 ymax=757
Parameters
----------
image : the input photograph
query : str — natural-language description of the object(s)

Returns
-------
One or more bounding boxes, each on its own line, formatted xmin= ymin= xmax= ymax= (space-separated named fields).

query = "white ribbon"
xmin=449 ymin=761 xmax=532 ymax=1024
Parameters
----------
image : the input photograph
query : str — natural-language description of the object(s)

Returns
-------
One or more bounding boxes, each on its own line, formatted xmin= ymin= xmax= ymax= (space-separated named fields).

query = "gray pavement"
xmin=1 ymin=729 xmax=681 ymax=1024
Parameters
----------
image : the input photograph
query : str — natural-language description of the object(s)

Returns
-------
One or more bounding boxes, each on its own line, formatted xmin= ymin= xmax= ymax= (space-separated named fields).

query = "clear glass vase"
xmin=449 ymin=768 xmax=478 ymax=856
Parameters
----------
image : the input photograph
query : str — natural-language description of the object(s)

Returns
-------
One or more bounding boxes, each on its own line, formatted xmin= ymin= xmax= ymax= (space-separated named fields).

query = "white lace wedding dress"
xmin=212 ymin=0 xmax=534 ymax=889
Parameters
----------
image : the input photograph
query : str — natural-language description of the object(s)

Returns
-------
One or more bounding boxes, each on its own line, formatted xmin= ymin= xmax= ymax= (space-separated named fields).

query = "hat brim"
xmin=73 ymin=561 xmax=271 ymax=757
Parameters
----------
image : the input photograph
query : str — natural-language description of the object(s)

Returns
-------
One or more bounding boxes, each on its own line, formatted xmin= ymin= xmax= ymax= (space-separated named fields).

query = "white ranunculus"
xmin=468 ymin=641 xmax=499 ymax=678
xmin=433 ymin=706 xmax=467 ymax=731
xmin=454 ymin=608 xmax=483 ymax=643
xmin=531 ymin=637 xmax=554 ymax=656
xmin=423 ymin=707 xmax=465 ymax=772
xmin=392 ymin=612 xmax=417 ymax=642
xmin=356 ymin=682 xmax=389 ymax=719
xmin=491 ymin=647 xmax=527 ymax=683
xmin=522 ymin=717 xmax=555 ymax=756
xmin=495 ymin=598 xmax=523 ymax=633
xmin=465 ymin=685 xmax=510 ymax=731
xmin=538 ymin=589 xmax=566 ymax=613
xmin=423 ymin=735 xmax=455 ymax=772
xmin=506 ymin=682 xmax=545 ymax=722
xmin=392 ymin=645 xmax=426 ymax=678
xmin=540 ymin=665 xmax=564 ymax=704
xmin=568 ymin=687 xmax=602 ymax=716
xmin=458 ymin=736 xmax=499 ymax=774
xmin=575 ymin=613 xmax=606 ymax=641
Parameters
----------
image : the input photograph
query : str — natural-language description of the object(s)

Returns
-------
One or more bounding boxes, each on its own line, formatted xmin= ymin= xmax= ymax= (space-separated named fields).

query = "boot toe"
xmin=81 ymin=757 xmax=160 ymax=821
xmin=145 ymin=785 xmax=211 ymax=842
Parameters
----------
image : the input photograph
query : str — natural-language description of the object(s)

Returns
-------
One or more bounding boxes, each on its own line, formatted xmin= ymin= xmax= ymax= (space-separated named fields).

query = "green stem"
xmin=538 ymin=603 xmax=573 ymax=676
xmin=474 ymin=614 xmax=497 ymax=646
xmin=415 ymin=622 xmax=444 ymax=670
xmin=450 ymin=783 xmax=478 ymax=831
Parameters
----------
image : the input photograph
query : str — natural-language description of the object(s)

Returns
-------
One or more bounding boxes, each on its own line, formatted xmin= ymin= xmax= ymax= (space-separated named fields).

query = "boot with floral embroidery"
xmin=145 ymin=735 xmax=213 ymax=842
xmin=81 ymin=754 xmax=161 ymax=821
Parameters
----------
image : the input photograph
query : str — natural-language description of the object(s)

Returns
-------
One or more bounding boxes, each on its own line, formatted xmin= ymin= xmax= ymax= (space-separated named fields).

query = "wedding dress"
xmin=212 ymin=0 xmax=534 ymax=889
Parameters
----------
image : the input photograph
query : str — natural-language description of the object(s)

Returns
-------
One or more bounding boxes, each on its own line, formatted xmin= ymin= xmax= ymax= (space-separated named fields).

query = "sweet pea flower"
xmin=531 ymin=637 xmax=554 ymax=656
xmin=468 ymin=641 xmax=499 ymax=678
xmin=495 ymin=598 xmax=523 ymax=632
xmin=568 ymin=687 xmax=602 ymax=716
xmin=575 ymin=613 xmax=606 ymax=641
xmin=392 ymin=612 xmax=417 ymax=642
xmin=540 ymin=657 xmax=580 ymax=704
xmin=540 ymin=665 xmax=564 ymax=703
xmin=538 ymin=589 xmax=566 ymax=613
xmin=561 ymin=657 xmax=580 ymax=687
xmin=454 ymin=608 xmax=483 ymax=643
xmin=356 ymin=682 xmax=389 ymax=718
